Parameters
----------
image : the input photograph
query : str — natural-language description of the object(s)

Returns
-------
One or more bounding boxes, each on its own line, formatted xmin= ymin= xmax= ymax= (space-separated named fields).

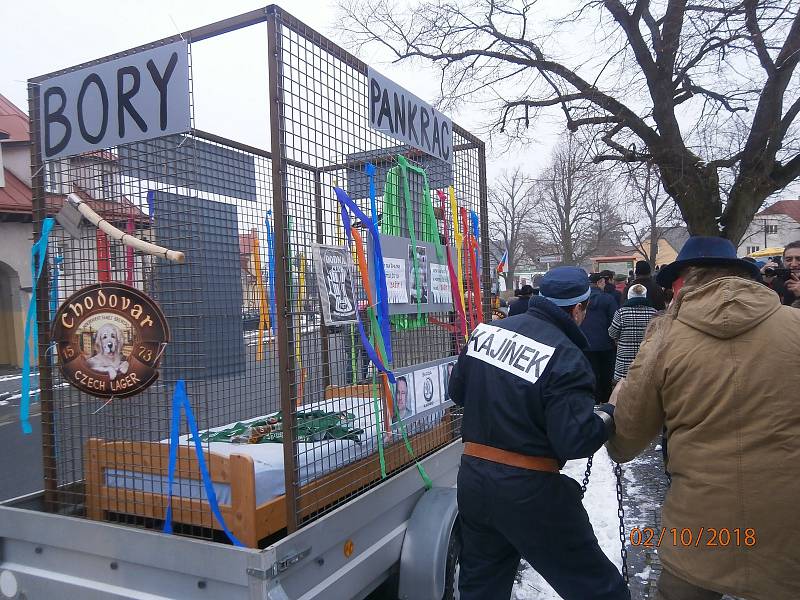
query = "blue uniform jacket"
xmin=507 ymin=295 xmax=531 ymax=317
xmin=581 ymin=287 xmax=617 ymax=351
xmin=449 ymin=296 xmax=609 ymax=466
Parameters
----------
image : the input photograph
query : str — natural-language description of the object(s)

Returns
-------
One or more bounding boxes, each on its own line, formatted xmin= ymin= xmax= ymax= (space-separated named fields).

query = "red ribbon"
xmin=436 ymin=189 xmax=467 ymax=341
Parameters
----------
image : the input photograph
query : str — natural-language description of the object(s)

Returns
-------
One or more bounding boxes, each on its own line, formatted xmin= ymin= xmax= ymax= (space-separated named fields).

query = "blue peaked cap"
xmin=539 ymin=267 xmax=591 ymax=307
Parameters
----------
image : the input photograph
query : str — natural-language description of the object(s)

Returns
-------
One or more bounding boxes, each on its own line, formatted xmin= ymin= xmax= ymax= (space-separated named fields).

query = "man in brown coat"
xmin=606 ymin=236 xmax=800 ymax=600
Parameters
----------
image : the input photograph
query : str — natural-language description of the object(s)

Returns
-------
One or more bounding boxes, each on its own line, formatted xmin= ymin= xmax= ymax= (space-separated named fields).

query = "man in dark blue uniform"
xmin=450 ymin=267 xmax=628 ymax=600
xmin=507 ymin=284 xmax=538 ymax=317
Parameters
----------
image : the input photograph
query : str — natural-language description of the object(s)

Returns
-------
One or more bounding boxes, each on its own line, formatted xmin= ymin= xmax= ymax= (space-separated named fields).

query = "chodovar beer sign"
xmin=38 ymin=41 xmax=189 ymax=160
xmin=52 ymin=283 xmax=169 ymax=398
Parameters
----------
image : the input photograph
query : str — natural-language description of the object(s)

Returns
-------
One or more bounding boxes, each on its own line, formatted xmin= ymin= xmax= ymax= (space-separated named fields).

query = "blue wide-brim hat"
xmin=655 ymin=236 xmax=762 ymax=287
xmin=540 ymin=266 xmax=591 ymax=306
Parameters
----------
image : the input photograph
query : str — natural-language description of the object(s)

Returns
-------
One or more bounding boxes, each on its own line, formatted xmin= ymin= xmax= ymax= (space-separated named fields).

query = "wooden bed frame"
xmin=84 ymin=385 xmax=455 ymax=548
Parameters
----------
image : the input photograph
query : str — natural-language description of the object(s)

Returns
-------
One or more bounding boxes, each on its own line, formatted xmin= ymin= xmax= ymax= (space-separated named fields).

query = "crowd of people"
xmin=507 ymin=241 xmax=800 ymax=405
xmin=451 ymin=238 xmax=800 ymax=600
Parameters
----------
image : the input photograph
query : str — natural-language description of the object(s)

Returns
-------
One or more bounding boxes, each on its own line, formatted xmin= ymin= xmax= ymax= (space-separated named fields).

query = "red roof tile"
xmin=45 ymin=186 xmax=149 ymax=224
xmin=0 ymin=176 xmax=148 ymax=224
xmin=0 ymin=169 xmax=32 ymax=213
xmin=757 ymin=199 xmax=800 ymax=223
xmin=239 ymin=230 xmax=258 ymax=273
xmin=0 ymin=94 xmax=29 ymax=143
xmin=239 ymin=230 xmax=257 ymax=256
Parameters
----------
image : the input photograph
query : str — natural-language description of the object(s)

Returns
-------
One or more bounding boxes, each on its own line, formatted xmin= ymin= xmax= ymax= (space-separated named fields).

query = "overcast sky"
xmin=0 ymin=0 xmax=558 ymax=180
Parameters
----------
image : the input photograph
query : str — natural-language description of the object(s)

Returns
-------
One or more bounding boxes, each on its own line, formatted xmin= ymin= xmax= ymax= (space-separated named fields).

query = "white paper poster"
xmin=413 ymin=366 xmax=441 ymax=414
xmin=384 ymin=257 xmax=409 ymax=304
xmin=430 ymin=263 xmax=452 ymax=304
xmin=393 ymin=373 xmax=415 ymax=421
xmin=440 ymin=360 xmax=456 ymax=401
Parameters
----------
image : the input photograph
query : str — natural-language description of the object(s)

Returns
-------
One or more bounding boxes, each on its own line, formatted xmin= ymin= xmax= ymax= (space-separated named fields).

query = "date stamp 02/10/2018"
xmin=629 ymin=527 xmax=757 ymax=548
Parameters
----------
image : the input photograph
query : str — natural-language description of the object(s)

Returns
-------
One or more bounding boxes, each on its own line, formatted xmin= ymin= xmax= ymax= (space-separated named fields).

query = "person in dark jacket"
xmin=623 ymin=260 xmax=666 ymax=311
xmin=582 ymin=273 xmax=618 ymax=403
xmin=507 ymin=284 xmax=538 ymax=317
xmin=450 ymin=267 xmax=627 ymax=600
xmin=600 ymin=269 xmax=622 ymax=306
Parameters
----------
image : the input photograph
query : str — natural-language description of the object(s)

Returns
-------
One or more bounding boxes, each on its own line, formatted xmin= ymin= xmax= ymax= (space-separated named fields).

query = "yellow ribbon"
xmin=450 ymin=186 xmax=467 ymax=335
xmin=252 ymin=234 xmax=270 ymax=361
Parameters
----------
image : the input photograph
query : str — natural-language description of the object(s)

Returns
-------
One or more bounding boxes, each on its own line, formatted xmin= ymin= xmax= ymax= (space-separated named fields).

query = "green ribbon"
xmin=382 ymin=156 xmax=443 ymax=330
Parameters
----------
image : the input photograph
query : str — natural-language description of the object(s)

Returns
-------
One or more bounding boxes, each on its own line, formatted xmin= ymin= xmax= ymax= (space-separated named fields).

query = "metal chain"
xmin=614 ymin=462 xmax=629 ymax=584
xmin=579 ymin=455 xmax=593 ymax=499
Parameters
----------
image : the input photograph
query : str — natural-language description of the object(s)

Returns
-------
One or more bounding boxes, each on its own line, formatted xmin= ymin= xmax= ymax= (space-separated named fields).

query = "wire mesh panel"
xmin=27 ymin=5 xmax=486 ymax=548
xmin=269 ymin=8 xmax=487 ymax=530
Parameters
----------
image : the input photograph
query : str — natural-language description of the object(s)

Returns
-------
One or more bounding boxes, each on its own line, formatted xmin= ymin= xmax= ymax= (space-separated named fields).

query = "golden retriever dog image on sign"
xmin=86 ymin=323 xmax=130 ymax=380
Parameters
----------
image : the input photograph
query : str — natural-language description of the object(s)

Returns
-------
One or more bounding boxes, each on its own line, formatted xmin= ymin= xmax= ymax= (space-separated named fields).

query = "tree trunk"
xmin=656 ymin=153 xmax=722 ymax=239
xmin=649 ymin=211 xmax=659 ymax=267
xmin=649 ymin=235 xmax=658 ymax=268
xmin=721 ymin=188 xmax=771 ymax=246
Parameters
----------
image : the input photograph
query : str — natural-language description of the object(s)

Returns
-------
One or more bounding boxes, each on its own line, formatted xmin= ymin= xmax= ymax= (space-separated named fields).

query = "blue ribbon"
xmin=20 ymin=217 xmax=56 ymax=434
xmin=334 ymin=187 xmax=395 ymax=380
xmin=335 ymin=186 xmax=433 ymax=490
xmin=146 ymin=190 xmax=155 ymax=218
xmin=163 ymin=380 xmax=244 ymax=546
xmin=365 ymin=163 xmax=392 ymax=364
xmin=264 ymin=212 xmax=278 ymax=337
xmin=367 ymin=163 xmax=378 ymax=229
xmin=470 ymin=210 xmax=481 ymax=273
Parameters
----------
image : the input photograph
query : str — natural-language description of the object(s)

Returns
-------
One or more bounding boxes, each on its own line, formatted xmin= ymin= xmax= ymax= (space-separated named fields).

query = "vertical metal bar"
xmin=267 ymin=6 xmax=300 ymax=533
xmin=27 ymin=81 xmax=58 ymax=511
xmin=313 ymin=170 xmax=331 ymax=391
xmin=478 ymin=142 xmax=491 ymax=323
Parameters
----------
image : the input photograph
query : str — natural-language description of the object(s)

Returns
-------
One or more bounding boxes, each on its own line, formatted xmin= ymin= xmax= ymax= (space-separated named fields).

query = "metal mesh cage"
xmin=28 ymin=5 xmax=487 ymax=547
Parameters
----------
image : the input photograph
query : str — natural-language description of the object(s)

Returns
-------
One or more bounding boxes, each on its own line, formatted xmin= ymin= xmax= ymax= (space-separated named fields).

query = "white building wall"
xmin=0 ymin=222 xmax=33 ymax=367
xmin=3 ymin=144 xmax=32 ymax=185
xmin=737 ymin=214 xmax=800 ymax=256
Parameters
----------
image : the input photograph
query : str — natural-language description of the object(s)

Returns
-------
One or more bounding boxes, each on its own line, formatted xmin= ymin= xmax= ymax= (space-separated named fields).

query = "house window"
xmin=45 ymin=161 xmax=64 ymax=193
xmin=765 ymin=224 xmax=778 ymax=235
xmin=746 ymin=246 xmax=760 ymax=254
xmin=102 ymin=165 xmax=116 ymax=200
xmin=109 ymin=240 xmax=125 ymax=274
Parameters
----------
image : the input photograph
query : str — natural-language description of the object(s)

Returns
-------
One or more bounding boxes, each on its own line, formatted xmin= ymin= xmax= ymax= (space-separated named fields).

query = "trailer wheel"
xmin=442 ymin=521 xmax=461 ymax=600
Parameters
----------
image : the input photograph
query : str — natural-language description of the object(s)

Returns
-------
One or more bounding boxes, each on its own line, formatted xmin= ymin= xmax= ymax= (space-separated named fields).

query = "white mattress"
xmin=104 ymin=396 xmax=382 ymax=506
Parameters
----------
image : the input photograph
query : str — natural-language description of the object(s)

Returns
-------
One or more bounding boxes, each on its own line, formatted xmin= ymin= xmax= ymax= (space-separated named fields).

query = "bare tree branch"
xmin=339 ymin=0 xmax=800 ymax=242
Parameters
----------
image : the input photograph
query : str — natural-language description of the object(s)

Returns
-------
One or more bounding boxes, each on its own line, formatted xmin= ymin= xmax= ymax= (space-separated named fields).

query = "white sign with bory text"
xmin=368 ymin=68 xmax=453 ymax=164
xmin=38 ymin=41 xmax=190 ymax=160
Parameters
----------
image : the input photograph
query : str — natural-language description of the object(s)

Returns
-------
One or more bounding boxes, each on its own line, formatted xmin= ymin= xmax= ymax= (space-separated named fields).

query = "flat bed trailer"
xmin=0 ymin=442 xmax=462 ymax=600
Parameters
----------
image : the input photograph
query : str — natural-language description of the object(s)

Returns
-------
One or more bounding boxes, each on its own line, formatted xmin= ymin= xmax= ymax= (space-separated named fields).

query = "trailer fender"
xmin=397 ymin=487 xmax=458 ymax=600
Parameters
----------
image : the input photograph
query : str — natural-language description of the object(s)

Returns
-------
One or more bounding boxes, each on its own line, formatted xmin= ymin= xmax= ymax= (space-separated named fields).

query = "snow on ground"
xmin=512 ymin=447 xmax=623 ymax=600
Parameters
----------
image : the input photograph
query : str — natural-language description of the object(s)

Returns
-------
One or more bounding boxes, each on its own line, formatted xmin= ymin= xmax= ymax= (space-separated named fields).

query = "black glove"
xmin=594 ymin=403 xmax=615 ymax=436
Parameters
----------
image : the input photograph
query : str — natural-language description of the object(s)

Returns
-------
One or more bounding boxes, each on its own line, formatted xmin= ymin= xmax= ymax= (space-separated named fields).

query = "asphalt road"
xmin=0 ymin=368 xmax=44 ymax=501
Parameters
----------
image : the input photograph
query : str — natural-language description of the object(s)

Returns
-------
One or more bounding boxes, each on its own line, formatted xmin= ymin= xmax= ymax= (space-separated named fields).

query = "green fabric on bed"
xmin=199 ymin=410 xmax=363 ymax=444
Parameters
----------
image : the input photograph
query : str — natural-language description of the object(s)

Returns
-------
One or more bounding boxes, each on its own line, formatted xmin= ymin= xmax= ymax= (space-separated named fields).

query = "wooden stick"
xmin=66 ymin=193 xmax=185 ymax=263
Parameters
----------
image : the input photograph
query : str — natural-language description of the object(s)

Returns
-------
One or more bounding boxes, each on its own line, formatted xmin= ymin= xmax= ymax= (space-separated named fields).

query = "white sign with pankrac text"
xmin=38 ymin=41 xmax=190 ymax=160
xmin=368 ymin=68 xmax=453 ymax=164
